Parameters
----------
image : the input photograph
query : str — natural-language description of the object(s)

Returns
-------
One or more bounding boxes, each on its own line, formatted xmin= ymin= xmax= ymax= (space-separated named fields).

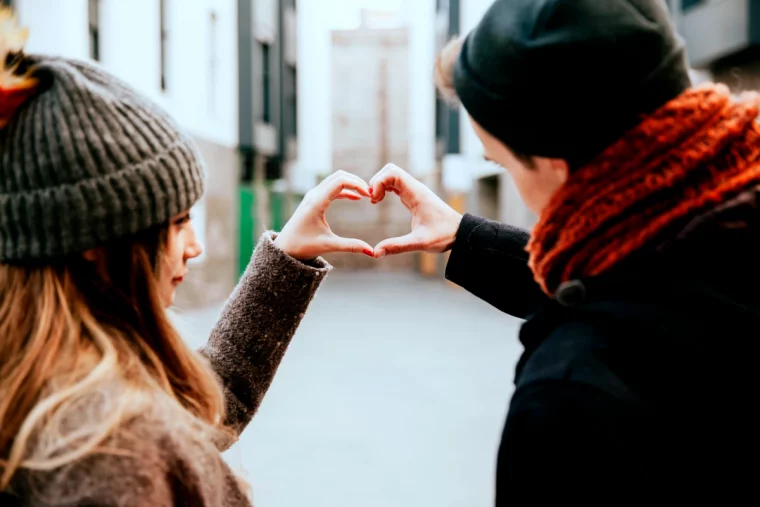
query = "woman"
xmin=0 ymin=10 xmax=373 ymax=506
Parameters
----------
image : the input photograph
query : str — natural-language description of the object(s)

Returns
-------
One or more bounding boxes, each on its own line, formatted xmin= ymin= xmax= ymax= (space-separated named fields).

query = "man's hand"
xmin=274 ymin=170 xmax=375 ymax=260
xmin=369 ymin=164 xmax=463 ymax=258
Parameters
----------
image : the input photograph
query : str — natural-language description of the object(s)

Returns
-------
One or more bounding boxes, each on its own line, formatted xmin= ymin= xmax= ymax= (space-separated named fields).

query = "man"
xmin=369 ymin=0 xmax=758 ymax=502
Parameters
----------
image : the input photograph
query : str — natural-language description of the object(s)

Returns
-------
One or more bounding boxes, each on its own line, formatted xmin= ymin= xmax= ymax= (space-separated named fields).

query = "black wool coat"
xmin=446 ymin=189 xmax=760 ymax=504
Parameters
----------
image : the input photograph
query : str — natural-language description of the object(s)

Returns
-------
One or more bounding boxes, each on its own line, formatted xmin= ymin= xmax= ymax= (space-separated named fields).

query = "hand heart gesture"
xmin=274 ymin=171 xmax=375 ymax=260
xmin=369 ymin=164 xmax=463 ymax=258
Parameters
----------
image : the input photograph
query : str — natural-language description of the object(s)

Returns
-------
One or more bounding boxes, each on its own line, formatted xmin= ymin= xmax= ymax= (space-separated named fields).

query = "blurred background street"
xmin=12 ymin=0 xmax=760 ymax=503
xmin=172 ymin=272 xmax=523 ymax=506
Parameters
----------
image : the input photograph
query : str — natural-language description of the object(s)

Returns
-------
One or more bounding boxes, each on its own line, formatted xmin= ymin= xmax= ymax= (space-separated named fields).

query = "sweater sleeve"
xmin=199 ymin=231 xmax=331 ymax=445
xmin=445 ymin=214 xmax=548 ymax=320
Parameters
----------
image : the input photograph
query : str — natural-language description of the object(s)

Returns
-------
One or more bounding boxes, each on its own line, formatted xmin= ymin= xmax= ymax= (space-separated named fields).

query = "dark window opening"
xmin=435 ymin=98 xmax=446 ymax=140
xmin=265 ymin=156 xmax=281 ymax=181
xmin=160 ymin=0 xmax=167 ymax=91
xmin=262 ymin=43 xmax=271 ymax=123
xmin=292 ymin=91 xmax=298 ymax=137
xmin=287 ymin=66 xmax=297 ymax=136
xmin=88 ymin=0 xmax=100 ymax=61
xmin=241 ymin=150 xmax=254 ymax=182
xmin=209 ymin=11 xmax=218 ymax=110
xmin=681 ymin=0 xmax=704 ymax=12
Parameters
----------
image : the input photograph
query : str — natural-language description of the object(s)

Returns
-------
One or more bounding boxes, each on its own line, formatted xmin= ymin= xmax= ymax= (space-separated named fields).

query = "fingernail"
xmin=369 ymin=188 xmax=373 ymax=195
xmin=363 ymin=248 xmax=374 ymax=257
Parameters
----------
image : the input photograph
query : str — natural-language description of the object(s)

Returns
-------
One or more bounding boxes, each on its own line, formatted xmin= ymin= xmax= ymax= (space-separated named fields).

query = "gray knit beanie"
xmin=0 ymin=55 xmax=206 ymax=263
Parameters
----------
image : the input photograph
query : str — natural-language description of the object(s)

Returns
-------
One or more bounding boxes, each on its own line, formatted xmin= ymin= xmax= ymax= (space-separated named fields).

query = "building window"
xmin=291 ymin=68 xmax=297 ymax=137
xmin=209 ymin=11 xmax=218 ymax=113
xmin=262 ymin=43 xmax=271 ymax=123
xmin=88 ymin=0 xmax=100 ymax=61
xmin=286 ymin=66 xmax=297 ymax=137
xmin=681 ymin=0 xmax=704 ymax=12
xmin=160 ymin=0 xmax=167 ymax=91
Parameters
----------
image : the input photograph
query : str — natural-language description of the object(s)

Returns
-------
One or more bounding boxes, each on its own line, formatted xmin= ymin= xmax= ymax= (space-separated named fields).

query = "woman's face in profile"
xmin=158 ymin=212 xmax=203 ymax=307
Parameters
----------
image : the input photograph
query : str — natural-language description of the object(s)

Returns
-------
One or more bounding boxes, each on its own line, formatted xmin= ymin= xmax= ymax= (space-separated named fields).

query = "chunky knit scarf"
xmin=527 ymin=83 xmax=760 ymax=296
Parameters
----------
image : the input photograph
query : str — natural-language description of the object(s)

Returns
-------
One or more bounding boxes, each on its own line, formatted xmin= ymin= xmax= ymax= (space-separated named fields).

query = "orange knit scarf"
xmin=527 ymin=83 xmax=760 ymax=296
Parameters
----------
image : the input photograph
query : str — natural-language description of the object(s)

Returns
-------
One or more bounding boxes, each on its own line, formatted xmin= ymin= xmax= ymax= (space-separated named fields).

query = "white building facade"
xmin=15 ymin=0 xmax=242 ymax=307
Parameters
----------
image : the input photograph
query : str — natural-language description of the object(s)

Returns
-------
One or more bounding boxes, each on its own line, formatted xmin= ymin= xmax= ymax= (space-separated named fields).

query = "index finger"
xmin=370 ymin=164 xmax=413 ymax=203
xmin=322 ymin=173 xmax=372 ymax=202
xmin=369 ymin=163 xmax=403 ymax=188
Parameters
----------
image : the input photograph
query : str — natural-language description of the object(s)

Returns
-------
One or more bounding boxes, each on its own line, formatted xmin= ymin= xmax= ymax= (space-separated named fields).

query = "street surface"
xmin=172 ymin=272 xmax=524 ymax=507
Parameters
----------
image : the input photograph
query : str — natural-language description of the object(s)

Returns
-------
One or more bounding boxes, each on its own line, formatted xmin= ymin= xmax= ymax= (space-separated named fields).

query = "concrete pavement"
xmin=171 ymin=272 xmax=524 ymax=507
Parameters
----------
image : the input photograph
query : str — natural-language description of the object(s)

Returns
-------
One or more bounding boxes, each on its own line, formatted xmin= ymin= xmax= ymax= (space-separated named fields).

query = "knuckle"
xmin=388 ymin=164 xmax=404 ymax=175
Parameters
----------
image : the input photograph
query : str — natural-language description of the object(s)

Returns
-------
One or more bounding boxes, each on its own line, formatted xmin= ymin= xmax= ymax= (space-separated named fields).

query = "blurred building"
xmin=435 ymin=0 xmax=537 ymax=254
xmin=668 ymin=0 xmax=760 ymax=91
xmin=15 ymin=0 xmax=299 ymax=308
xmin=237 ymin=0 xmax=300 ymax=280
xmin=327 ymin=12 xmax=414 ymax=270
xmin=297 ymin=0 xmax=438 ymax=273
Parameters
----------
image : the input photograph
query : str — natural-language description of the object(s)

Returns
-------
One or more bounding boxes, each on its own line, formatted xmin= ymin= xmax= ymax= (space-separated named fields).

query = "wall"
xmin=296 ymin=0 xmax=424 ymax=182
xmin=18 ymin=0 xmax=89 ymax=58
xmin=400 ymin=0 xmax=436 ymax=178
xmin=458 ymin=0 xmax=494 ymax=160
xmin=296 ymin=0 xmax=341 ymax=180
xmin=328 ymin=27 xmax=413 ymax=270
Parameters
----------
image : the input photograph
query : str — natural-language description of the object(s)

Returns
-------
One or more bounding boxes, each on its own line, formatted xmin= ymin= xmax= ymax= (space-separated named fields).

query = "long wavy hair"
xmin=0 ymin=223 xmax=228 ymax=489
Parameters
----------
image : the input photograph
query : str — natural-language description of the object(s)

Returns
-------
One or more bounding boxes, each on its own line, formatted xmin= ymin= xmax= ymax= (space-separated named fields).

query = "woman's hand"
xmin=273 ymin=171 xmax=375 ymax=261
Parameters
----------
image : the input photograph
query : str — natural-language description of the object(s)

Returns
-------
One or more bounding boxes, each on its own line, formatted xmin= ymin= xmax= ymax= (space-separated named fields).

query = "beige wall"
xmin=174 ymin=137 xmax=240 ymax=309
xmin=327 ymin=27 xmax=415 ymax=270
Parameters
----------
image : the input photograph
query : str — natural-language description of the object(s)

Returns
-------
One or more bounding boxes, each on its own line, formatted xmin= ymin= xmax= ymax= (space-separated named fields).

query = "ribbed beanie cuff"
xmin=0 ymin=56 xmax=206 ymax=262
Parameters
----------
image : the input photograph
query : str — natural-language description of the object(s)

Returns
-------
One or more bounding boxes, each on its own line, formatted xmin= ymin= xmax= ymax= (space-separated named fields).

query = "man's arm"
xmin=367 ymin=165 xmax=548 ymax=320
xmin=445 ymin=214 xmax=548 ymax=319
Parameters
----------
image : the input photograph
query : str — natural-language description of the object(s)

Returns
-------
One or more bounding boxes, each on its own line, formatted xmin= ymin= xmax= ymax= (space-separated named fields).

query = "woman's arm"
xmin=199 ymin=232 xmax=330 ymax=437
xmin=198 ymin=171 xmax=374 ymax=446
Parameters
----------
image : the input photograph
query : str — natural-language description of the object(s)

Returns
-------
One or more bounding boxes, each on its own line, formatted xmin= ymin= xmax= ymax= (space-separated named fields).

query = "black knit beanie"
xmin=453 ymin=0 xmax=691 ymax=167
xmin=0 ymin=12 xmax=205 ymax=262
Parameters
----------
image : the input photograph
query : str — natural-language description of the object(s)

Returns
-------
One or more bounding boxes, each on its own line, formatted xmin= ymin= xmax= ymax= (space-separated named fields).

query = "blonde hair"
xmin=0 ymin=225 xmax=230 ymax=489
xmin=434 ymin=36 xmax=464 ymax=106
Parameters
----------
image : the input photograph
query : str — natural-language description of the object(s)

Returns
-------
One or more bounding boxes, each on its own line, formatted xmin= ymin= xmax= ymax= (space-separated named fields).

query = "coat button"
xmin=556 ymin=279 xmax=586 ymax=307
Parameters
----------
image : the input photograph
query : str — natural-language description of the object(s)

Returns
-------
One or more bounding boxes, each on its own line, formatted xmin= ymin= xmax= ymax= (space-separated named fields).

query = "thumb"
xmin=326 ymin=234 xmax=375 ymax=257
xmin=374 ymin=232 xmax=424 ymax=258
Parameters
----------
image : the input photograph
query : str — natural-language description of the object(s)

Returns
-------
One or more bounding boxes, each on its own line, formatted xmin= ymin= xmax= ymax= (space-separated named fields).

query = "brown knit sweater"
xmin=6 ymin=232 xmax=331 ymax=506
